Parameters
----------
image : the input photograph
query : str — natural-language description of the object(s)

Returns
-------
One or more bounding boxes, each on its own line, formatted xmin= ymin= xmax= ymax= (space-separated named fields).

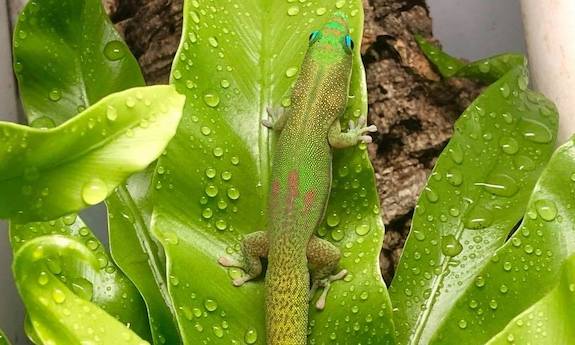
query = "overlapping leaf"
xmin=390 ymin=39 xmax=558 ymax=344
xmin=0 ymin=86 xmax=184 ymax=222
xmin=107 ymin=175 xmax=179 ymax=344
xmin=486 ymin=254 xmax=575 ymax=345
xmin=430 ymin=137 xmax=575 ymax=344
xmin=13 ymin=235 xmax=150 ymax=344
xmin=149 ymin=0 xmax=394 ymax=343
xmin=10 ymin=216 xmax=152 ymax=341
xmin=10 ymin=0 xmax=182 ymax=343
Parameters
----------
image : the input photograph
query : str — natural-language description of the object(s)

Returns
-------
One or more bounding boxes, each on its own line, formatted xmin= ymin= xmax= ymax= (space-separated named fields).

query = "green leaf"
xmin=389 ymin=46 xmax=559 ymax=344
xmin=12 ymin=0 xmax=182 ymax=342
xmin=107 ymin=173 xmax=180 ymax=345
xmin=24 ymin=316 xmax=42 ymax=345
xmin=414 ymin=35 xmax=525 ymax=83
xmin=0 ymin=85 xmax=184 ymax=222
xmin=429 ymin=136 xmax=575 ymax=344
xmin=13 ymin=235 xmax=150 ymax=345
xmin=10 ymin=215 xmax=152 ymax=341
xmin=0 ymin=329 xmax=11 ymax=345
xmin=485 ymin=254 xmax=575 ymax=345
xmin=413 ymin=35 xmax=465 ymax=78
xmin=12 ymin=0 xmax=144 ymax=126
xmin=150 ymin=0 xmax=394 ymax=344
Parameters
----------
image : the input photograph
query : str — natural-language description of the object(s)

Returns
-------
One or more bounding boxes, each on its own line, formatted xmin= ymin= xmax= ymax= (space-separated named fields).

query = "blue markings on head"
xmin=309 ymin=30 xmax=321 ymax=45
xmin=344 ymin=34 xmax=354 ymax=53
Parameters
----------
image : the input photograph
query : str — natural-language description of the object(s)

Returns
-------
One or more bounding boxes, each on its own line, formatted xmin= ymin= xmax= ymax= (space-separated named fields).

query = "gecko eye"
xmin=344 ymin=35 xmax=354 ymax=53
xmin=309 ymin=31 xmax=321 ymax=45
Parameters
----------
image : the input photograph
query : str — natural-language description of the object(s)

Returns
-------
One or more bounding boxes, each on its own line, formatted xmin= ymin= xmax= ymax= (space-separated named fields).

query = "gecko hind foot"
xmin=218 ymin=256 xmax=252 ymax=287
xmin=218 ymin=256 xmax=241 ymax=267
xmin=314 ymin=269 xmax=348 ymax=310
xmin=218 ymin=231 xmax=268 ymax=287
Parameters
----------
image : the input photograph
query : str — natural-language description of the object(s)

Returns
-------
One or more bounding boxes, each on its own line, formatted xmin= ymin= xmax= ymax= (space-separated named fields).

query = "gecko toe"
xmin=261 ymin=118 xmax=273 ymax=128
xmin=360 ymin=135 xmax=373 ymax=143
xmin=233 ymin=277 xmax=248 ymax=286
xmin=218 ymin=256 xmax=240 ymax=268
xmin=366 ymin=124 xmax=378 ymax=133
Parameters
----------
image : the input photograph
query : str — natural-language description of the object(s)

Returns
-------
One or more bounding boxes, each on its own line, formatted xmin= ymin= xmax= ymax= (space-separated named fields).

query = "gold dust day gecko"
xmin=219 ymin=12 xmax=376 ymax=345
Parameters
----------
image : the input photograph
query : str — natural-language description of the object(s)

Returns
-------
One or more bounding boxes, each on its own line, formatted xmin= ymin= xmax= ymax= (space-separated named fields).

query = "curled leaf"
xmin=485 ymin=254 xmax=575 ymax=345
xmin=10 ymin=215 xmax=152 ymax=341
xmin=0 ymin=86 xmax=184 ymax=222
xmin=13 ymin=235 xmax=150 ymax=345
xmin=430 ymin=137 xmax=575 ymax=344
xmin=12 ymin=0 xmax=181 ymax=342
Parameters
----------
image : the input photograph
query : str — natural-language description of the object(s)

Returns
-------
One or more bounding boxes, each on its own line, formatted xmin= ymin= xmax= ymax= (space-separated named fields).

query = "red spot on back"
xmin=303 ymin=190 xmax=316 ymax=213
xmin=286 ymin=170 xmax=300 ymax=211
xmin=269 ymin=179 xmax=281 ymax=216
xmin=271 ymin=179 xmax=280 ymax=198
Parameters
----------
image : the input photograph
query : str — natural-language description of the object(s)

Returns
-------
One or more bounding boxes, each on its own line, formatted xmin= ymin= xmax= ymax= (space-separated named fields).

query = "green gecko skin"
xmin=219 ymin=13 xmax=376 ymax=345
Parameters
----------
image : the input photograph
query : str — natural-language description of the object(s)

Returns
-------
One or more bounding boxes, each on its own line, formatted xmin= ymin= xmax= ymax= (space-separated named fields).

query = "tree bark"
xmin=106 ymin=0 xmax=483 ymax=284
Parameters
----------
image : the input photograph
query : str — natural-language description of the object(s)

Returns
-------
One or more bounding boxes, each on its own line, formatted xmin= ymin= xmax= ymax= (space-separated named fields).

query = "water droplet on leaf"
xmin=103 ymin=40 xmax=125 ymax=61
xmin=441 ymin=234 xmax=463 ymax=257
xmin=82 ymin=179 xmax=108 ymax=205
xmin=204 ymin=93 xmax=221 ymax=107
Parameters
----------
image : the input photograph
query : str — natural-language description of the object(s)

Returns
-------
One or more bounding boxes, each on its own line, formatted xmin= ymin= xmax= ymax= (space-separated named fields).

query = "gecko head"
xmin=307 ymin=12 xmax=355 ymax=67
xmin=292 ymin=13 xmax=355 ymax=119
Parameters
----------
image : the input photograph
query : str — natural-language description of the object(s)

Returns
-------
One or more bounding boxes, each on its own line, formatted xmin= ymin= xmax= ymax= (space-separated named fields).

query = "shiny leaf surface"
xmin=12 ymin=0 xmax=144 ymax=126
xmin=485 ymin=254 xmax=575 ymax=345
xmin=13 ymin=235 xmax=150 ymax=345
xmin=430 ymin=137 xmax=575 ymax=344
xmin=11 ymin=0 xmax=181 ymax=342
xmin=390 ymin=41 xmax=559 ymax=344
xmin=10 ymin=215 xmax=152 ymax=341
xmin=0 ymin=86 xmax=184 ymax=222
xmin=107 ymin=173 xmax=179 ymax=345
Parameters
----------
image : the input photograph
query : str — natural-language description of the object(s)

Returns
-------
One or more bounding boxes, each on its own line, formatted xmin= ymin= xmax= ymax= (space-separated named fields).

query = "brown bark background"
xmin=105 ymin=0 xmax=482 ymax=284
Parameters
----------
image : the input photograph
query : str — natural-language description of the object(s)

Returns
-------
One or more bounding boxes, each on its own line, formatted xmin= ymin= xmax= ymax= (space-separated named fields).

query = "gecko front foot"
xmin=347 ymin=118 xmax=377 ymax=144
xmin=262 ymin=106 xmax=287 ymax=131
xmin=329 ymin=117 xmax=377 ymax=148
xmin=313 ymin=269 xmax=348 ymax=310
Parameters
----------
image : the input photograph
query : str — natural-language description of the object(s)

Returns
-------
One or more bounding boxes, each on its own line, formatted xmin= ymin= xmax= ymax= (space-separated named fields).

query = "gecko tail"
xmin=265 ymin=256 xmax=309 ymax=345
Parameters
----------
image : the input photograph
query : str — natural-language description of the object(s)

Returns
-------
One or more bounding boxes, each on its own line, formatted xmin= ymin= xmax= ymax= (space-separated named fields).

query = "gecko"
xmin=218 ymin=12 xmax=376 ymax=345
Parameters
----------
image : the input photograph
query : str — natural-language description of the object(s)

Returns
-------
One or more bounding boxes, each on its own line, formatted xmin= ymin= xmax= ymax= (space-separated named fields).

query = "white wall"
xmin=428 ymin=0 xmax=525 ymax=60
xmin=0 ymin=0 xmax=26 ymax=343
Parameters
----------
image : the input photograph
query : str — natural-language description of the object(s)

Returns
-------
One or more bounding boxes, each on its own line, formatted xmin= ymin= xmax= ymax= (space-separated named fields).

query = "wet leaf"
xmin=107 ymin=176 xmax=178 ymax=344
xmin=430 ymin=137 xmax=575 ymax=344
xmin=485 ymin=254 xmax=575 ymax=345
xmin=0 ymin=86 xmax=184 ymax=222
xmin=390 ymin=40 xmax=559 ymax=344
xmin=12 ymin=0 xmax=144 ymax=126
xmin=150 ymin=0 xmax=394 ymax=344
xmin=10 ymin=215 xmax=152 ymax=341
xmin=13 ymin=235 xmax=150 ymax=344
xmin=11 ymin=0 xmax=182 ymax=342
